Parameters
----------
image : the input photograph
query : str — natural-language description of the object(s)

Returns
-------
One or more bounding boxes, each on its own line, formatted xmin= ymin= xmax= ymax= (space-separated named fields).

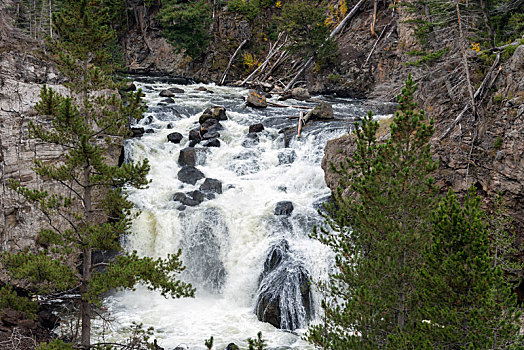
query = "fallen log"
xmin=297 ymin=112 xmax=304 ymax=138
xmin=267 ymin=101 xmax=313 ymax=110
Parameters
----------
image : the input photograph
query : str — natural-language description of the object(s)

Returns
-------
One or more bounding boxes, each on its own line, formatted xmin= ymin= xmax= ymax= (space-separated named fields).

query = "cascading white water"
xmin=100 ymin=78 xmax=393 ymax=349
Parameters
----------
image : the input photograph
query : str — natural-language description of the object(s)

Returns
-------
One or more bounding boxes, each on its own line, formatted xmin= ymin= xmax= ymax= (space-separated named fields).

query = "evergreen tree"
xmin=308 ymin=75 xmax=438 ymax=348
xmin=2 ymin=0 xmax=194 ymax=348
xmin=417 ymin=189 xmax=522 ymax=349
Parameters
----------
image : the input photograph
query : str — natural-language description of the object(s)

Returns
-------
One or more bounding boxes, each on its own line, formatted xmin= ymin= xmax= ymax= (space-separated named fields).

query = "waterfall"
xmin=100 ymin=78 xmax=393 ymax=349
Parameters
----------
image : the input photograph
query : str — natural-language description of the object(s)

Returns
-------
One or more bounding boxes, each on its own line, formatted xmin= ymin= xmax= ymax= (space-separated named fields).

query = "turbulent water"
xmin=100 ymin=78 xmax=394 ymax=349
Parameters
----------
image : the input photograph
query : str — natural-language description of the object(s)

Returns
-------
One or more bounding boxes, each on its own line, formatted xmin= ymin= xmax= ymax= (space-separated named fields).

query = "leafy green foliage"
xmin=0 ymin=285 xmax=38 ymax=318
xmin=228 ymin=0 xmax=261 ymax=20
xmin=404 ymin=47 xmax=450 ymax=66
xmin=279 ymin=1 xmax=337 ymax=67
xmin=247 ymin=331 xmax=267 ymax=350
xmin=308 ymin=75 xmax=437 ymax=348
xmin=417 ymin=189 xmax=522 ymax=348
xmin=157 ymin=0 xmax=212 ymax=58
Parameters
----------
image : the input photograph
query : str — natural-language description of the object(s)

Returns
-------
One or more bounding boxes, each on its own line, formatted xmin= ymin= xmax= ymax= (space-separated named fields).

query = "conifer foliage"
xmin=308 ymin=75 xmax=438 ymax=348
xmin=417 ymin=189 xmax=522 ymax=349
xmin=2 ymin=0 xmax=194 ymax=348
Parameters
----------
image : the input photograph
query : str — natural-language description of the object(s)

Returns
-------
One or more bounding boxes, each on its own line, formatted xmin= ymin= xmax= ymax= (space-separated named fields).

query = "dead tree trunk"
xmin=241 ymin=32 xmax=286 ymax=86
xmin=220 ymin=39 xmax=248 ymax=85
xmin=456 ymin=2 xmax=476 ymax=118
xmin=371 ymin=0 xmax=378 ymax=37
xmin=284 ymin=0 xmax=365 ymax=91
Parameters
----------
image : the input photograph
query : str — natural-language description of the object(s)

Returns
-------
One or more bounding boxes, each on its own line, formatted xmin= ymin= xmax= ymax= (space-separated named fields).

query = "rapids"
xmin=100 ymin=77 xmax=394 ymax=349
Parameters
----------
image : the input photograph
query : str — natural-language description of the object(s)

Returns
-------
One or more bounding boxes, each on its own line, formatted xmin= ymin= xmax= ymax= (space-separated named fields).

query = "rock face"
xmin=246 ymin=90 xmax=268 ymax=108
xmin=254 ymin=239 xmax=313 ymax=330
xmin=0 ymin=49 xmax=71 ymax=251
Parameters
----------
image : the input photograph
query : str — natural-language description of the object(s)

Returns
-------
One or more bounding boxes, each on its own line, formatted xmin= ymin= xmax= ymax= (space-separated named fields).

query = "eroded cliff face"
xmin=0 ymin=48 xmax=66 ymax=251
xmin=322 ymin=44 xmax=524 ymax=252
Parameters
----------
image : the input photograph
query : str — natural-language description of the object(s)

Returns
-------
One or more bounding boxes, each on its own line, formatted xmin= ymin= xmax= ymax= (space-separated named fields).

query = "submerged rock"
xmin=159 ymin=89 xmax=175 ymax=97
xmin=274 ymin=201 xmax=294 ymax=216
xmin=255 ymin=239 xmax=313 ymax=330
xmin=204 ymin=138 xmax=221 ymax=147
xmin=278 ymin=149 xmax=297 ymax=165
xmin=169 ymin=87 xmax=185 ymax=93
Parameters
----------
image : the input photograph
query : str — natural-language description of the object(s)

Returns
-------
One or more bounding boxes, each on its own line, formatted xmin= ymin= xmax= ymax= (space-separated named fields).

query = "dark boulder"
xmin=189 ymin=128 xmax=201 ymax=142
xmin=275 ymin=201 xmax=294 ymax=216
xmin=199 ymin=178 xmax=223 ymax=194
xmin=202 ymin=131 xmax=220 ymax=140
xmin=37 ymin=309 xmax=60 ymax=330
xmin=279 ymin=87 xmax=310 ymax=101
xmin=167 ymin=123 xmax=174 ymax=129
xmin=199 ymin=106 xmax=227 ymax=124
xmin=178 ymin=166 xmax=205 ymax=185
xmin=204 ymin=138 xmax=221 ymax=147
xmin=201 ymin=119 xmax=224 ymax=134
xmin=226 ymin=343 xmax=239 ymax=350
xmin=242 ymin=132 xmax=259 ymax=148
xmin=130 ymin=126 xmax=145 ymax=138
xmin=249 ymin=123 xmax=264 ymax=133
xmin=178 ymin=148 xmax=207 ymax=167
xmin=167 ymin=132 xmax=183 ymax=144
xmin=196 ymin=86 xmax=213 ymax=93
xmin=246 ymin=90 xmax=268 ymax=108
xmin=145 ymin=128 xmax=155 ymax=134
xmin=189 ymin=139 xmax=200 ymax=147
xmin=172 ymin=191 xmax=204 ymax=206
xmin=159 ymin=89 xmax=175 ymax=97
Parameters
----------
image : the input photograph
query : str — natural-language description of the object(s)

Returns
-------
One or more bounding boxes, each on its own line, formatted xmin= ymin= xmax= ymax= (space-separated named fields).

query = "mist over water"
xmin=100 ymin=78 xmax=392 ymax=349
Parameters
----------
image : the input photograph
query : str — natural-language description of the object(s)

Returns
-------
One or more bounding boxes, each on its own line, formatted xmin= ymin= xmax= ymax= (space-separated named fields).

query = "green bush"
xmin=228 ymin=0 xmax=261 ymax=20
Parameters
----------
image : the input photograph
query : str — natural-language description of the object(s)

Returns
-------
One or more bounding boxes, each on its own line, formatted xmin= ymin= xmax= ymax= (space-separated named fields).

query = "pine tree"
xmin=417 ymin=189 xmax=522 ymax=349
xmin=308 ymin=75 xmax=438 ymax=348
xmin=2 ymin=0 xmax=195 ymax=348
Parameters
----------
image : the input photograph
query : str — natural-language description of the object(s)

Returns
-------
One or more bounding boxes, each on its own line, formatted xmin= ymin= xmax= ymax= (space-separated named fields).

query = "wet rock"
xmin=255 ymin=239 xmax=313 ymax=330
xmin=178 ymin=166 xmax=205 ymax=185
xmin=167 ymin=132 xmax=183 ymax=144
xmin=159 ymin=89 xmax=175 ymax=97
xmin=303 ymin=102 xmax=334 ymax=123
xmin=226 ymin=343 xmax=239 ymax=350
xmin=247 ymin=90 xmax=268 ymax=108
xmin=204 ymin=138 xmax=221 ymax=147
xmin=162 ymin=97 xmax=175 ymax=103
xmin=200 ymin=178 xmax=223 ymax=195
xmin=280 ymin=87 xmax=310 ymax=101
xmin=189 ymin=139 xmax=200 ymax=147
xmin=145 ymin=128 xmax=155 ymax=134
xmin=189 ymin=128 xmax=202 ymax=142
xmin=278 ymin=185 xmax=287 ymax=192
xmin=278 ymin=149 xmax=297 ymax=165
xmin=172 ymin=191 xmax=203 ymax=206
xmin=169 ymin=87 xmax=185 ymax=93
xmin=201 ymin=119 xmax=224 ymax=134
xmin=196 ymin=86 xmax=213 ymax=93
xmin=202 ymin=131 xmax=220 ymax=140
xmin=130 ymin=126 xmax=145 ymax=138
xmin=167 ymin=123 xmax=174 ymax=129
xmin=242 ymin=132 xmax=259 ymax=147
xmin=178 ymin=148 xmax=207 ymax=167
xmin=143 ymin=115 xmax=154 ymax=125
xmin=274 ymin=201 xmax=293 ymax=216
xmin=249 ymin=123 xmax=265 ymax=133
xmin=199 ymin=106 xmax=227 ymax=124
